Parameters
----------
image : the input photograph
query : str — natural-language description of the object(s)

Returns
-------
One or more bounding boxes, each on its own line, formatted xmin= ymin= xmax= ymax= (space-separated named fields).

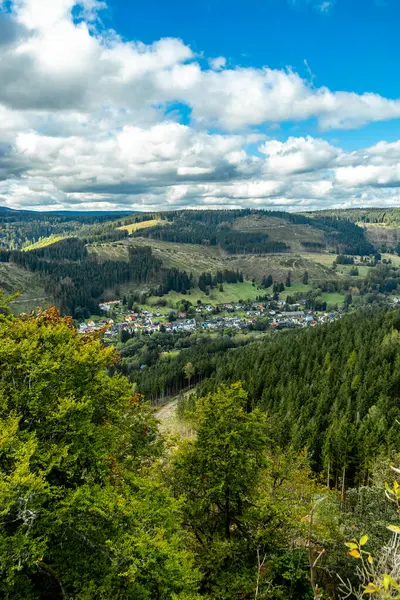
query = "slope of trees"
xmin=0 ymin=306 xmax=199 ymax=599
xmin=136 ymin=209 xmax=375 ymax=255
xmin=2 ymin=296 xmax=400 ymax=598
xmin=0 ymin=242 xmax=193 ymax=318
xmin=0 ymin=210 xmax=129 ymax=250
xmin=194 ymin=308 xmax=400 ymax=485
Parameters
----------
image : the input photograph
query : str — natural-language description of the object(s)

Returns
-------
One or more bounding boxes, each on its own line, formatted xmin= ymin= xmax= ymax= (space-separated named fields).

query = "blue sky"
xmin=1 ymin=0 xmax=400 ymax=211
xmin=111 ymin=0 xmax=400 ymax=149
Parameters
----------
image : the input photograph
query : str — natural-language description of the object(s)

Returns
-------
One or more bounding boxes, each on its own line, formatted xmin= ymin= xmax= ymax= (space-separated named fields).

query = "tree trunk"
xmin=341 ymin=465 xmax=346 ymax=509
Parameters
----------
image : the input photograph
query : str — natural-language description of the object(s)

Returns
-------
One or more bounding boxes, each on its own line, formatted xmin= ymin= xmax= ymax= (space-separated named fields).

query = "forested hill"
xmin=192 ymin=307 xmax=400 ymax=485
xmin=0 ymin=207 xmax=132 ymax=249
xmin=310 ymin=207 xmax=400 ymax=226
xmin=1 ymin=206 xmax=377 ymax=255
xmin=135 ymin=209 xmax=376 ymax=255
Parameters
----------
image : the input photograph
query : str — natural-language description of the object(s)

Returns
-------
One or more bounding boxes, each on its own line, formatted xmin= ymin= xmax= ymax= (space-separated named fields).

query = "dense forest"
xmin=125 ymin=307 xmax=400 ymax=490
xmin=0 ymin=208 xmax=130 ymax=249
xmin=2 ymin=295 xmax=400 ymax=599
xmin=135 ymin=209 xmax=376 ymax=256
xmin=0 ymin=206 xmax=382 ymax=258
xmin=311 ymin=207 xmax=400 ymax=226
xmin=0 ymin=241 xmax=193 ymax=317
xmin=188 ymin=308 xmax=400 ymax=485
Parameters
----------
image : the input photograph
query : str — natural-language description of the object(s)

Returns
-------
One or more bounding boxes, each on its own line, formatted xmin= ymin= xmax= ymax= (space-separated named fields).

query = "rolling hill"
xmin=0 ymin=206 xmax=386 ymax=315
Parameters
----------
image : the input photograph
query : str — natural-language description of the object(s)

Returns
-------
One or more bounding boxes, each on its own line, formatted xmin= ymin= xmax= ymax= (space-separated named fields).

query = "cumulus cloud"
xmin=260 ymin=137 xmax=339 ymax=175
xmin=209 ymin=56 xmax=226 ymax=71
xmin=2 ymin=0 xmax=400 ymax=211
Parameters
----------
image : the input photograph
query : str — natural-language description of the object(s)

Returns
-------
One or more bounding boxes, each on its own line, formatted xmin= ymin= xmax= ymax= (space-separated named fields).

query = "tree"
xmin=169 ymin=383 xmax=271 ymax=597
xmin=286 ymin=271 xmax=292 ymax=287
xmin=0 ymin=307 xmax=199 ymax=599
xmin=0 ymin=289 xmax=19 ymax=317
xmin=184 ymin=361 xmax=195 ymax=388
xmin=344 ymin=293 xmax=353 ymax=308
xmin=302 ymin=271 xmax=309 ymax=285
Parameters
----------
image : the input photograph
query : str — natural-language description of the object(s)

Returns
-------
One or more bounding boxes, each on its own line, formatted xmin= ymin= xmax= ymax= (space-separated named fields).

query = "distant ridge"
xmin=0 ymin=206 xmax=138 ymax=216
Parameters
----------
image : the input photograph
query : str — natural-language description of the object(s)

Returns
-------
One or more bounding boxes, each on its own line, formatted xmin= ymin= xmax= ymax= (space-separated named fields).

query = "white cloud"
xmin=209 ymin=56 xmax=226 ymax=71
xmin=2 ymin=0 xmax=400 ymax=212
xmin=260 ymin=136 xmax=339 ymax=175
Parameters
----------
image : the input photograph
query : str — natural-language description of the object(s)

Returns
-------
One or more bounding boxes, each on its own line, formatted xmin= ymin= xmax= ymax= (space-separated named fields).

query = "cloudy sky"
xmin=1 ymin=0 xmax=400 ymax=212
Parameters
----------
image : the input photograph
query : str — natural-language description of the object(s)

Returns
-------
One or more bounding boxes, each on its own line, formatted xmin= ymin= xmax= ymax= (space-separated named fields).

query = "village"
xmin=77 ymin=298 xmax=344 ymax=337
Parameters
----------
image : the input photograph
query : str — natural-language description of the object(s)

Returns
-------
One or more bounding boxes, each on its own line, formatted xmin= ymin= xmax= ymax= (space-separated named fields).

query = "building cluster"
xmin=77 ymin=299 xmax=343 ymax=337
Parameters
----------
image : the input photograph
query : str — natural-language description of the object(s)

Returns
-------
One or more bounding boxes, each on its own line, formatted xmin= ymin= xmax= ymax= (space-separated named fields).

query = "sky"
xmin=1 ymin=0 xmax=400 ymax=212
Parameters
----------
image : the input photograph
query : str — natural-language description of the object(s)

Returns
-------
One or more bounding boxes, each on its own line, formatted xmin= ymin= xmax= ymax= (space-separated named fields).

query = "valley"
xmin=2 ymin=205 xmax=400 ymax=600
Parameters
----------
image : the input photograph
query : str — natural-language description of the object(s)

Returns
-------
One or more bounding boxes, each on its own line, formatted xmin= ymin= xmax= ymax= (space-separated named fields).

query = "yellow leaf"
xmin=387 ymin=525 xmax=400 ymax=534
xmin=349 ymin=549 xmax=361 ymax=558
xmin=359 ymin=535 xmax=368 ymax=546
xmin=384 ymin=574 xmax=391 ymax=591
xmin=364 ymin=583 xmax=379 ymax=594
xmin=367 ymin=554 xmax=373 ymax=565
xmin=345 ymin=542 xmax=358 ymax=550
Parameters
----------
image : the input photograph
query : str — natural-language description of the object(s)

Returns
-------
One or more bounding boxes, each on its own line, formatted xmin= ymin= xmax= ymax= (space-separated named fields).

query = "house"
xmin=99 ymin=300 xmax=120 ymax=311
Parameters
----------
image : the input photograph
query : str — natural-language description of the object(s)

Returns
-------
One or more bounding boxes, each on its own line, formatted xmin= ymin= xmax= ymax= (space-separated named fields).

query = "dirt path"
xmin=155 ymin=398 xmax=179 ymax=435
xmin=154 ymin=390 xmax=196 ymax=438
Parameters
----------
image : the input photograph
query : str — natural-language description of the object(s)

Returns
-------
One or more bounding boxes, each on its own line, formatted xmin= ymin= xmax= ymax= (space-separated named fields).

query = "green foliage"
xmin=168 ymin=384 xmax=323 ymax=599
xmin=0 ymin=308 xmax=199 ymax=599
xmin=195 ymin=308 xmax=400 ymax=484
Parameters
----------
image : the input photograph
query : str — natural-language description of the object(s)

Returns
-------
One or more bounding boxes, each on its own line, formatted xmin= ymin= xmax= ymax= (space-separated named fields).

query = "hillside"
xmin=0 ymin=207 xmax=388 ymax=317
xmin=88 ymin=237 xmax=338 ymax=284
xmin=231 ymin=213 xmax=326 ymax=252
xmin=0 ymin=263 xmax=50 ymax=313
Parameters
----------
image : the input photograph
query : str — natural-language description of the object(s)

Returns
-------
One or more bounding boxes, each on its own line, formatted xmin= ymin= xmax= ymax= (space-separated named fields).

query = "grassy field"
xmin=117 ymin=219 xmax=163 ymax=234
xmin=320 ymin=292 xmax=346 ymax=307
xmin=146 ymin=281 xmax=263 ymax=309
xmin=232 ymin=214 xmax=326 ymax=252
xmin=336 ymin=264 xmax=371 ymax=278
xmin=299 ymin=252 xmax=337 ymax=267
xmin=88 ymin=238 xmax=339 ymax=285
xmin=88 ymin=237 xmax=229 ymax=275
xmin=23 ymin=235 xmax=68 ymax=251
xmin=383 ymin=253 xmax=400 ymax=266
xmin=360 ymin=224 xmax=400 ymax=249
xmin=281 ymin=283 xmax=311 ymax=299
xmin=0 ymin=263 xmax=51 ymax=313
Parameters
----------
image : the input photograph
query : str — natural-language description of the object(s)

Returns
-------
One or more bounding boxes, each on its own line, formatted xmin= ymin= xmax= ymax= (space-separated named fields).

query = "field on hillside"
xmin=0 ymin=263 xmax=51 ymax=313
xmin=281 ymin=283 xmax=311 ymax=299
xmin=147 ymin=282 xmax=263 ymax=308
xmin=88 ymin=238 xmax=228 ymax=274
xmin=88 ymin=238 xmax=339 ymax=284
xmin=383 ymin=253 xmax=400 ymax=266
xmin=232 ymin=214 xmax=326 ymax=252
xmin=299 ymin=252 xmax=337 ymax=267
xmin=117 ymin=219 xmax=163 ymax=234
xmin=23 ymin=235 xmax=68 ymax=251
xmin=320 ymin=292 xmax=346 ymax=307
xmin=360 ymin=223 xmax=400 ymax=248
xmin=227 ymin=253 xmax=339 ymax=283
